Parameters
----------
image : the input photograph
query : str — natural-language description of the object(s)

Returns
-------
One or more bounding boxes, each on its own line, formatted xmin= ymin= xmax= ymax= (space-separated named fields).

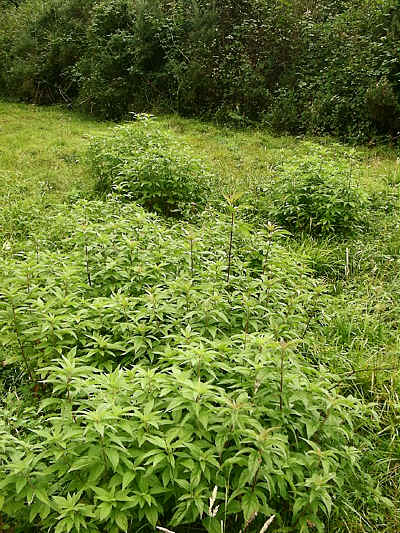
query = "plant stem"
xmin=302 ymin=310 xmax=314 ymax=339
xmin=190 ymin=237 xmax=194 ymax=278
xmin=85 ymin=241 xmax=92 ymax=287
xmin=345 ymin=247 xmax=350 ymax=278
xmin=279 ymin=342 xmax=287 ymax=411
xmin=226 ymin=209 xmax=234 ymax=284
xmin=10 ymin=303 xmax=35 ymax=383
xmin=263 ymin=240 xmax=272 ymax=275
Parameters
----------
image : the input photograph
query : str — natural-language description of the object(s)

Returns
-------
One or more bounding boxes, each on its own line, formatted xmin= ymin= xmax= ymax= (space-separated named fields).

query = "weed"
xmin=88 ymin=119 xmax=213 ymax=216
xmin=262 ymin=154 xmax=368 ymax=236
xmin=0 ymin=103 xmax=400 ymax=533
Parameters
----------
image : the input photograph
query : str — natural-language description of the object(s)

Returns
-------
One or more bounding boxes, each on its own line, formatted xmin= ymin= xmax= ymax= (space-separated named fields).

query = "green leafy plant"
xmin=88 ymin=119 xmax=213 ymax=216
xmin=0 ymin=197 xmax=394 ymax=533
xmin=0 ymin=340 xmax=376 ymax=533
xmin=263 ymin=155 xmax=368 ymax=236
xmin=2 ymin=102 xmax=400 ymax=533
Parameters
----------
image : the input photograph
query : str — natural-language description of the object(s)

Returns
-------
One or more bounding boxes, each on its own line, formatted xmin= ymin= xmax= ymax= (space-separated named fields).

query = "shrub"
xmin=75 ymin=0 xmax=167 ymax=119
xmin=0 ymin=347 xmax=370 ymax=533
xmin=262 ymin=88 xmax=303 ymax=134
xmin=0 ymin=200 xmax=385 ymax=532
xmin=88 ymin=118 xmax=213 ymax=216
xmin=366 ymin=78 xmax=400 ymax=133
xmin=291 ymin=0 xmax=400 ymax=141
xmin=0 ymin=0 xmax=93 ymax=103
xmin=0 ymin=0 xmax=399 ymax=141
xmin=259 ymin=155 xmax=368 ymax=236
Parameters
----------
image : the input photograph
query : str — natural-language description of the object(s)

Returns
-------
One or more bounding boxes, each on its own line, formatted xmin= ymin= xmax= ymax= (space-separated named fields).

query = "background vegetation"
xmin=0 ymin=0 xmax=399 ymax=141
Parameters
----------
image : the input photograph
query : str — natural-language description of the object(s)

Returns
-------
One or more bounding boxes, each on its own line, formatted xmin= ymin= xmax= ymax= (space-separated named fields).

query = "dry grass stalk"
xmin=259 ymin=514 xmax=275 ymax=533
xmin=209 ymin=485 xmax=220 ymax=517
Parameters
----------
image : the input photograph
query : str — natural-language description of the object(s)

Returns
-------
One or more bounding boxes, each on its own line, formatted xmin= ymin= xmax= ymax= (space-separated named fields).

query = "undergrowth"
xmin=88 ymin=115 xmax=213 ymax=216
xmin=0 ymin=103 xmax=400 ymax=533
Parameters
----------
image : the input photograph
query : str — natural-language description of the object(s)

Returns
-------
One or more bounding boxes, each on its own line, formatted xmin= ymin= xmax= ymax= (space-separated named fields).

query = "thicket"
xmin=88 ymin=116 xmax=213 ymax=215
xmin=1 ymin=104 xmax=400 ymax=532
xmin=0 ymin=0 xmax=399 ymax=141
xmin=0 ymin=200 xmax=395 ymax=533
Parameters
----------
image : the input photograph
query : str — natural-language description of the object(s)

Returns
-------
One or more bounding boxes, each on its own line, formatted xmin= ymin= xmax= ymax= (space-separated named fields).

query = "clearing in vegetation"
xmin=0 ymin=102 xmax=400 ymax=533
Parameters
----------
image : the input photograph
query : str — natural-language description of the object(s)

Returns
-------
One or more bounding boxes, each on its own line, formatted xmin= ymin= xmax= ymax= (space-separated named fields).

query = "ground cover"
xmin=0 ymin=102 xmax=400 ymax=533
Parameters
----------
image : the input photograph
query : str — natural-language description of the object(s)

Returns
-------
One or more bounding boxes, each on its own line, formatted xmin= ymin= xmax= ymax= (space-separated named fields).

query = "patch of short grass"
xmin=0 ymin=102 xmax=111 ymax=241
xmin=0 ymin=102 xmax=111 ymax=203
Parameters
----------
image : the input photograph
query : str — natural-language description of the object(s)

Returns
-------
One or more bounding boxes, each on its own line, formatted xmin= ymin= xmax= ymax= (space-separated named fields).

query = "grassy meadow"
xmin=1 ymin=102 xmax=400 ymax=533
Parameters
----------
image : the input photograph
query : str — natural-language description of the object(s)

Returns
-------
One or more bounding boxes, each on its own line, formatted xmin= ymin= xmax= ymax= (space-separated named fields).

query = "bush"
xmin=0 ymin=0 xmax=93 ymax=103
xmin=366 ymin=78 xmax=400 ymax=133
xmin=88 ymin=117 xmax=213 ymax=216
xmin=0 ymin=0 xmax=399 ymax=141
xmin=259 ymin=155 xmax=368 ymax=236
xmin=0 ymin=200 xmax=388 ymax=533
xmin=75 ymin=0 xmax=168 ymax=119
xmin=291 ymin=0 xmax=400 ymax=141
xmin=263 ymin=88 xmax=303 ymax=134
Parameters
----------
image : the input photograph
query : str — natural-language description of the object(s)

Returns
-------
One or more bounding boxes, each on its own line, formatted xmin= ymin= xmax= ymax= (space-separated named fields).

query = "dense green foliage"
xmin=0 ymin=201 xmax=380 ymax=533
xmin=0 ymin=0 xmax=399 ymax=140
xmin=259 ymin=154 xmax=369 ymax=236
xmin=1 ymin=103 xmax=400 ymax=532
xmin=0 ymin=199 xmax=393 ymax=533
xmin=88 ymin=116 xmax=212 ymax=215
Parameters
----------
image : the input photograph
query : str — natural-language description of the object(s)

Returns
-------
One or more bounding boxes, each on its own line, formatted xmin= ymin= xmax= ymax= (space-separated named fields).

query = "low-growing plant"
xmin=2 ymin=103 xmax=400 ymax=533
xmin=0 ymin=197 xmax=395 ymax=532
xmin=0 ymin=341 xmax=382 ymax=533
xmin=0 ymin=200 xmax=318 ymax=375
xmin=258 ymin=155 xmax=369 ymax=236
xmin=88 ymin=117 xmax=213 ymax=216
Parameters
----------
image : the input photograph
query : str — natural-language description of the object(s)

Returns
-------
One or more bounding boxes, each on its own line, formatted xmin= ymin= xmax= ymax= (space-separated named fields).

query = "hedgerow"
xmin=0 ymin=0 xmax=399 ymax=141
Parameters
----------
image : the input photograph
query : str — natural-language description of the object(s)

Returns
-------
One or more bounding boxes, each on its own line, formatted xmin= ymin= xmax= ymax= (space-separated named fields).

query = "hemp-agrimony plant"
xmin=224 ymin=192 xmax=243 ymax=284
xmin=183 ymin=227 xmax=199 ymax=279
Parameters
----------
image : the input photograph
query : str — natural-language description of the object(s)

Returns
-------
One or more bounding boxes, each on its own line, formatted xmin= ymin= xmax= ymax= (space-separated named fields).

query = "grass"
xmin=0 ymin=102 xmax=111 ymax=199
xmin=1 ymin=101 xmax=397 ymax=209
xmin=0 ymin=102 xmax=112 ymax=243
xmin=156 ymin=114 xmax=399 ymax=198
xmin=1 ymin=101 xmax=400 ymax=533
